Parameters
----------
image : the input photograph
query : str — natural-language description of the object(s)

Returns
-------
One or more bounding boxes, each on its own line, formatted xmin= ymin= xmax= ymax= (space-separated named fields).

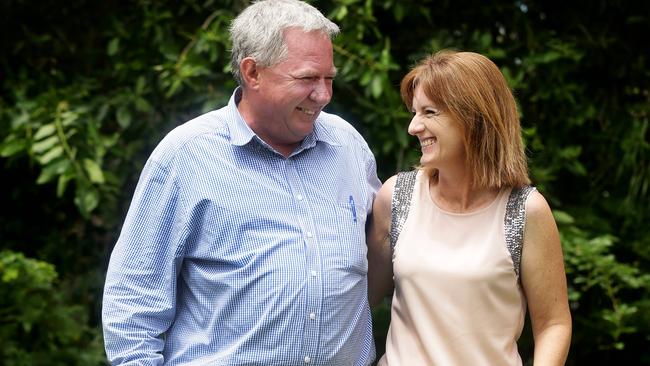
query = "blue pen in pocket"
xmin=349 ymin=195 xmax=357 ymax=223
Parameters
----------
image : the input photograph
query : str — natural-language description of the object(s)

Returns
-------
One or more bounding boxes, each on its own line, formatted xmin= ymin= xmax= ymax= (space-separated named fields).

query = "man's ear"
xmin=240 ymin=57 xmax=260 ymax=89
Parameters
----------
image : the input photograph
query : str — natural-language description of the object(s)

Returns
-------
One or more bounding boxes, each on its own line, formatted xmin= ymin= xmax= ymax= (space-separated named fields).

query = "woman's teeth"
xmin=421 ymin=138 xmax=436 ymax=147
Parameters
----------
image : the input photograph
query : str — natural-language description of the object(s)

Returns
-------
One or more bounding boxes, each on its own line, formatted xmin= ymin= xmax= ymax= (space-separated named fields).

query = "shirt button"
xmin=306 ymin=231 xmax=313 ymax=238
xmin=296 ymin=194 xmax=303 ymax=200
xmin=304 ymin=356 xmax=311 ymax=363
xmin=309 ymin=312 xmax=316 ymax=320
xmin=310 ymin=270 xmax=317 ymax=277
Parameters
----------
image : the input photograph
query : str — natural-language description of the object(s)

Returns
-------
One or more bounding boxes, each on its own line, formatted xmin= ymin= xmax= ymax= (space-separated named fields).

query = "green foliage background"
xmin=1 ymin=0 xmax=648 ymax=364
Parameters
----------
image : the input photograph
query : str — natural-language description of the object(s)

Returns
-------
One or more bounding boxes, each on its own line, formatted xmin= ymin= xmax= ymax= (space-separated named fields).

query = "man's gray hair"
xmin=229 ymin=0 xmax=340 ymax=86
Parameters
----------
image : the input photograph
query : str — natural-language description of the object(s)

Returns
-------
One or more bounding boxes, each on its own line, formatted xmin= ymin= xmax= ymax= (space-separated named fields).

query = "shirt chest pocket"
xmin=313 ymin=198 xmax=368 ymax=277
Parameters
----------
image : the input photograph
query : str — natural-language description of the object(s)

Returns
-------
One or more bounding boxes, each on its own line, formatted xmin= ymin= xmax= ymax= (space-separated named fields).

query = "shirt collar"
xmin=228 ymin=88 xmax=257 ymax=147
xmin=227 ymin=88 xmax=341 ymax=151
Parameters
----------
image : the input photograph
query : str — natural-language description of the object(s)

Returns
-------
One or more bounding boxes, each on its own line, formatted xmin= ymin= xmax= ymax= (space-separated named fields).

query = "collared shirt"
xmin=102 ymin=89 xmax=381 ymax=366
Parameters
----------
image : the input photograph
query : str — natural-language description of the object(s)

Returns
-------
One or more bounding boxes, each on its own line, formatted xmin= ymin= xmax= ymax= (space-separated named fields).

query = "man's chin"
xmin=291 ymin=121 xmax=316 ymax=137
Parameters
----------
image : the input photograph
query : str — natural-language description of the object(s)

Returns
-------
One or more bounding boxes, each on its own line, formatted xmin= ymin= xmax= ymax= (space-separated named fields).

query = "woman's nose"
xmin=407 ymin=115 xmax=423 ymax=136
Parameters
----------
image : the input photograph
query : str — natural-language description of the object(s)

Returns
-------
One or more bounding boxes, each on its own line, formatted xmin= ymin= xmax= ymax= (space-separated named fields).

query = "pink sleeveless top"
xmin=379 ymin=170 xmax=527 ymax=366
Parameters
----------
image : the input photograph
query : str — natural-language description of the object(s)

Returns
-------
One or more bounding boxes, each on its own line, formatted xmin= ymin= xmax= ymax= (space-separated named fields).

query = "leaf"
xmin=56 ymin=173 xmax=74 ymax=197
xmin=102 ymin=133 xmax=120 ymax=148
xmin=2 ymin=267 xmax=19 ymax=282
xmin=83 ymin=158 xmax=105 ymax=184
xmin=359 ymin=71 xmax=372 ymax=86
xmin=553 ymin=210 xmax=575 ymax=225
xmin=75 ymin=187 xmax=100 ymax=217
xmin=480 ymin=32 xmax=492 ymax=48
xmin=32 ymin=135 xmax=59 ymax=154
xmin=560 ymin=146 xmax=582 ymax=159
xmin=11 ymin=111 xmax=30 ymax=128
xmin=34 ymin=124 xmax=57 ymax=140
xmin=60 ymin=110 xmax=79 ymax=127
xmin=396 ymin=127 xmax=409 ymax=148
xmin=382 ymin=139 xmax=394 ymax=154
xmin=116 ymin=106 xmax=132 ymax=128
xmin=540 ymin=51 xmax=562 ymax=64
xmin=38 ymin=145 xmax=64 ymax=165
xmin=0 ymin=138 xmax=27 ymax=157
xmin=36 ymin=158 xmax=70 ymax=184
xmin=370 ymin=75 xmax=383 ymax=98
xmin=135 ymin=76 xmax=146 ymax=94
xmin=107 ymin=38 xmax=120 ymax=56
xmin=97 ymin=104 xmax=110 ymax=122
xmin=335 ymin=5 xmax=348 ymax=20
xmin=393 ymin=3 xmax=405 ymax=22
xmin=135 ymin=97 xmax=152 ymax=112
xmin=569 ymin=161 xmax=588 ymax=176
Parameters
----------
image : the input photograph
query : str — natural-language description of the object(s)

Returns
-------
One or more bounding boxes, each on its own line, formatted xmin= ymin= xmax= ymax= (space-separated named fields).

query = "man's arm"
xmin=367 ymin=175 xmax=396 ymax=307
xmin=102 ymin=159 xmax=187 ymax=365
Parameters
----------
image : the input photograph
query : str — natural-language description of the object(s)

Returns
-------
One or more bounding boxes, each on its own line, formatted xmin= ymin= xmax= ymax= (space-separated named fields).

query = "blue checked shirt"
xmin=102 ymin=89 xmax=381 ymax=365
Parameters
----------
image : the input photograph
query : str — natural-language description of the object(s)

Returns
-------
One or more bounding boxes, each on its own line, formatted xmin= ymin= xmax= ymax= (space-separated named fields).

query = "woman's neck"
xmin=430 ymin=169 xmax=500 ymax=213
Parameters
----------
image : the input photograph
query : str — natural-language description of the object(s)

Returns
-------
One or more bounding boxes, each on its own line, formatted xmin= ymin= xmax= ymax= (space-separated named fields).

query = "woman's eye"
xmin=425 ymin=109 xmax=439 ymax=116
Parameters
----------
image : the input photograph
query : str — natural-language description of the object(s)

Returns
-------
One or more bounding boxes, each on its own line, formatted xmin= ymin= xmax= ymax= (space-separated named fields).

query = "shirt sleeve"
xmin=362 ymin=144 xmax=382 ymax=216
xmin=102 ymin=158 xmax=188 ymax=365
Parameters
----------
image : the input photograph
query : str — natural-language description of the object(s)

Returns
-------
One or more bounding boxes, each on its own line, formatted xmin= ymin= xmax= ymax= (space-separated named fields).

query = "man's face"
xmin=252 ymin=28 xmax=336 ymax=152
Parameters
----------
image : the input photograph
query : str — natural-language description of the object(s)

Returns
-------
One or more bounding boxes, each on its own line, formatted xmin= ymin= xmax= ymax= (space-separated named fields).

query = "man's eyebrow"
xmin=292 ymin=68 xmax=338 ymax=78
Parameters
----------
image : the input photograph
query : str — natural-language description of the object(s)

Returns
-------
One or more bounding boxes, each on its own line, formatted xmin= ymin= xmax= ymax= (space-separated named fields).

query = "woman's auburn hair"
xmin=400 ymin=50 xmax=531 ymax=189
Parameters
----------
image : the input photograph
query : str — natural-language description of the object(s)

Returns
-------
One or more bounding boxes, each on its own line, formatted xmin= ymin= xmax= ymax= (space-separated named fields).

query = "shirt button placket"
xmin=303 ymin=226 xmax=319 ymax=362
xmin=286 ymin=158 xmax=321 ymax=364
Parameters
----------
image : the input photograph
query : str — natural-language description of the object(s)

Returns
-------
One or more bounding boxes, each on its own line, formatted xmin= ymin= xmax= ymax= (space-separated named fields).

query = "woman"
xmin=367 ymin=50 xmax=572 ymax=365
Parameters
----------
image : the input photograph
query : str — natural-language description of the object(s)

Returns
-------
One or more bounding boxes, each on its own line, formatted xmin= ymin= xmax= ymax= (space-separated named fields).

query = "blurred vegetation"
xmin=1 ymin=0 xmax=648 ymax=364
xmin=0 ymin=251 xmax=105 ymax=365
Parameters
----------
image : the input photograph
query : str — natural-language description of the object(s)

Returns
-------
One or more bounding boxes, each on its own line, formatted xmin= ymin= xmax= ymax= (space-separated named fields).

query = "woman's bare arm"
xmin=521 ymin=191 xmax=572 ymax=365
xmin=367 ymin=175 xmax=397 ymax=307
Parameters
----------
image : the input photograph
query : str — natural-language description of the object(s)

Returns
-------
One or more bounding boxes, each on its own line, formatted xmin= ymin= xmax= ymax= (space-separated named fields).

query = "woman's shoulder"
xmin=376 ymin=170 xmax=418 ymax=205
xmin=374 ymin=174 xmax=398 ymax=214
xmin=524 ymin=189 xmax=552 ymax=219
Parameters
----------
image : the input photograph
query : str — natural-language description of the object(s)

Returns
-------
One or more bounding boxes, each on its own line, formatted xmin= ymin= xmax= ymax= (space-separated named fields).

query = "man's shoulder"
xmin=317 ymin=110 xmax=368 ymax=146
xmin=150 ymin=107 xmax=231 ymax=164
xmin=170 ymin=107 xmax=231 ymax=141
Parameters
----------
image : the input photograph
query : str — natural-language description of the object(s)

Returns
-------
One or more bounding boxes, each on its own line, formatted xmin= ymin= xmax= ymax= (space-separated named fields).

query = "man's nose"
xmin=310 ymin=80 xmax=332 ymax=104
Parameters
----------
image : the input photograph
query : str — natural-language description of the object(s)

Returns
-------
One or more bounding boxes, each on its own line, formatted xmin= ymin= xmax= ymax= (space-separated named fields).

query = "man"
xmin=101 ymin=0 xmax=381 ymax=365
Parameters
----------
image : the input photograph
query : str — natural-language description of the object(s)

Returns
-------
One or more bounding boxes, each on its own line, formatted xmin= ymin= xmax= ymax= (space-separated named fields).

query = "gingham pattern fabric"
xmin=102 ymin=89 xmax=381 ymax=366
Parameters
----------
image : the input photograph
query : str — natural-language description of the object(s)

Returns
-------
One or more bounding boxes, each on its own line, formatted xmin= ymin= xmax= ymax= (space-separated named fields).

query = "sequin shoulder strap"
xmin=390 ymin=170 xmax=418 ymax=253
xmin=504 ymin=185 xmax=537 ymax=278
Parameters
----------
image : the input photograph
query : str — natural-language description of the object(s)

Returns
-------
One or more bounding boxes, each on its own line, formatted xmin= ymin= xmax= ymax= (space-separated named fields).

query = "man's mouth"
xmin=297 ymin=107 xmax=317 ymax=116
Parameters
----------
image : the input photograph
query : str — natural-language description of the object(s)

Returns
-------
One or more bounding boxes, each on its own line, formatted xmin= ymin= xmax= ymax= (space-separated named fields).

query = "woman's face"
xmin=408 ymin=86 xmax=465 ymax=169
